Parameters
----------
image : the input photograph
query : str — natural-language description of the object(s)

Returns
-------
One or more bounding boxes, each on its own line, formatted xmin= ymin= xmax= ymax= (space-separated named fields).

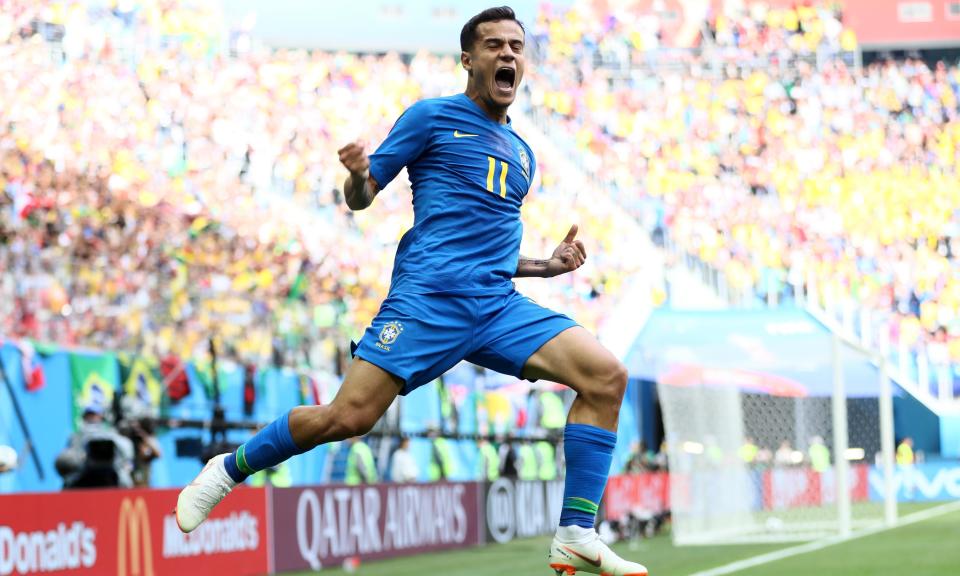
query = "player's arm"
xmin=338 ymin=142 xmax=381 ymax=211
xmin=341 ymin=101 xmax=432 ymax=211
xmin=515 ymin=224 xmax=587 ymax=278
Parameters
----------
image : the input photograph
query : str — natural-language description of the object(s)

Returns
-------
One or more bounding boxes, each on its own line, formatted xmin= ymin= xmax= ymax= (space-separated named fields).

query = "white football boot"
xmin=548 ymin=529 xmax=648 ymax=576
xmin=175 ymin=453 xmax=238 ymax=533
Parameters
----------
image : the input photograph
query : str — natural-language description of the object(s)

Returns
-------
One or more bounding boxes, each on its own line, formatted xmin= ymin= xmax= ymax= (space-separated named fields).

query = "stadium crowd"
xmin=3 ymin=0 xmax=959 ymax=391
xmin=0 ymin=0 xmax=639 ymax=373
xmin=525 ymin=1 xmax=960 ymax=383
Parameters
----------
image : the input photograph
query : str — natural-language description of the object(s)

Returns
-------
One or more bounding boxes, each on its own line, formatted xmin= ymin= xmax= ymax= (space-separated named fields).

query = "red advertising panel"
xmin=762 ymin=467 xmax=823 ymax=510
xmin=0 ymin=487 xmax=268 ymax=576
xmin=604 ymin=473 xmax=670 ymax=522
xmin=762 ymin=463 xmax=871 ymax=510
xmin=842 ymin=0 xmax=960 ymax=47
xmin=271 ymin=482 xmax=482 ymax=573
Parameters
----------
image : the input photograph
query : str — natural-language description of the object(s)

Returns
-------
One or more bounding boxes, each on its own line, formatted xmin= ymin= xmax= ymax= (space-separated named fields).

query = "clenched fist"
xmin=337 ymin=141 xmax=370 ymax=178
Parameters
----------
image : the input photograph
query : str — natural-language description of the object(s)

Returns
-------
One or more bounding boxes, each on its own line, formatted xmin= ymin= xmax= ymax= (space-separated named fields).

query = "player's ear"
xmin=461 ymin=50 xmax=472 ymax=76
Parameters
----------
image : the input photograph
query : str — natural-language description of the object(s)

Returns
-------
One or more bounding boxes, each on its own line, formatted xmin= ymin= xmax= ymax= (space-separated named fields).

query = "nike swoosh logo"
xmin=453 ymin=130 xmax=479 ymax=138
xmin=562 ymin=545 xmax=602 ymax=568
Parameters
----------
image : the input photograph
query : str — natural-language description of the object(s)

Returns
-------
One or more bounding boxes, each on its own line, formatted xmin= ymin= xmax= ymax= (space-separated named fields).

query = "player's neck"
xmin=464 ymin=89 xmax=509 ymax=124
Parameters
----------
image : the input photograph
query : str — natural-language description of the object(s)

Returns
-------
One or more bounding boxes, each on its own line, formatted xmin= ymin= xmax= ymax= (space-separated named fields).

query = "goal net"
xmin=658 ymin=339 xmax=895 ymax=545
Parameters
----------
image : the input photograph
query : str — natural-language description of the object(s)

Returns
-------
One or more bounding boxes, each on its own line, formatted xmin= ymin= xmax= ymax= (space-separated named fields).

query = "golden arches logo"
xmin=117 ymin=497 xmax=155 ymax=576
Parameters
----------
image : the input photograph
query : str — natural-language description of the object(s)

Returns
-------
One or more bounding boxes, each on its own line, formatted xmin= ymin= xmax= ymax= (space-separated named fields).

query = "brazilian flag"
xmin=191 ymin=360 xmax=217 ymax=399
xmin=69 ymin=353 xmax=120 ymax=428
xmin=118 ymin=353 xmax=163 ymax=411
xmin=298 ymin=372 xmax=319 ymax=406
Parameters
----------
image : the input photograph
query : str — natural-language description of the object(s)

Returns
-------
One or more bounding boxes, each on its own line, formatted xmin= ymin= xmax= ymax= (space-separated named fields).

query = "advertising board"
xmin=0 ymin=487 xmax=267 ymax=576
xmin=271 ymin=482 xmax=482 ymax=572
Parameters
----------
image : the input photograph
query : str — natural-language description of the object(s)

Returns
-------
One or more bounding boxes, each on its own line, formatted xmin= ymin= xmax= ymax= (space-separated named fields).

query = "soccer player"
xmin=176 ymin=6 xmax=647 ymax=575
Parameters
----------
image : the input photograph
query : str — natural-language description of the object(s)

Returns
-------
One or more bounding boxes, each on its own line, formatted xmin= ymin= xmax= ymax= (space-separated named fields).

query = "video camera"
xmin=56 ymin=410 xmax=135 ymax=489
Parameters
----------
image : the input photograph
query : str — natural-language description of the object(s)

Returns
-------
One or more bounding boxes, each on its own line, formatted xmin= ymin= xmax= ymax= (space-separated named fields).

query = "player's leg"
xmin=176 ymin=359 xmax=401 ymax=532
xmin=523 ymin=327 xmax=625 ymax=531
xmin=522 ymin=328 xmax=646 ymax=575
xmin=523 ymin=326 xmax=626 ymax=430
xmin=288 ymin=360 xmax=404 ymax=446
xmin=225 ymin=359 xmax=403 ymax=481
xmin=177 ymin=291 xmax=473 ymax=533
xmin=467 ymin=293 xmax=645 ymax=575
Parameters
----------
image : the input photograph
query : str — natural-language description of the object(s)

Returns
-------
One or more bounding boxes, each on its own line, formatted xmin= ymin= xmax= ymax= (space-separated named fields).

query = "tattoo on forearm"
xmin=515 ymin=256 xmax=552 ymax=278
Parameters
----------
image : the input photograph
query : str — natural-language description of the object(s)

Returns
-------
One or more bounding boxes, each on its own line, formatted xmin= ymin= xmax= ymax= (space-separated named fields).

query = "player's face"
xmin=464 ymin=20 xmax=525 ymax=110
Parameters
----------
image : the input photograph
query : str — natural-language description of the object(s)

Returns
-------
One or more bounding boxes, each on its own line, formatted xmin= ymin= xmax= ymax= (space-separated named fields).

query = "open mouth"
xmin=494 ymin=67 xmax=516 ymax=93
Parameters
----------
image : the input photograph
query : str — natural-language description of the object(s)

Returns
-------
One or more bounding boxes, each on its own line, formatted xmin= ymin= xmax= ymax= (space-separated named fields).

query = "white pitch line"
xmin=688 ymin=499 xmax=960 ymax=576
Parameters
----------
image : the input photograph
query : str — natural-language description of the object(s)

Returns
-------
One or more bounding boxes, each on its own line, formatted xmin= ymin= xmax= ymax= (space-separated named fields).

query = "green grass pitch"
xmin=285 ymin=502 xmax=960 ymax=575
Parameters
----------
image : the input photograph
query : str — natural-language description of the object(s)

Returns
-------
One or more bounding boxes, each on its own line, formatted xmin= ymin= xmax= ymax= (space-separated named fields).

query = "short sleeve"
xmin=527 ymin=147 xmax=537 ymax=191
xmin=369 ymin=100 xmax=433 ymax=188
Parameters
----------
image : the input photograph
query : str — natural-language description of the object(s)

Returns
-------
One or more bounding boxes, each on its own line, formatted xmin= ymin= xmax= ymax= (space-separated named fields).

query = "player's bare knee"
xmin=586 ymin=360 xmax=627 ymax=409
xmin=610 ymin=361 xmax=628 ymax=399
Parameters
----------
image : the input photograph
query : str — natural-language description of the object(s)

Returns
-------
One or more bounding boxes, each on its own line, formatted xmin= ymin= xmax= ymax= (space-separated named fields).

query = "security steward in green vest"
xmin=429 ymin=434 xmax=458 ymax=481
xmin=345 ymin=436 xmax=378 ymax=485
xmin=518 ymin=441 xmax=538 ymax=481
xmin=478 ymin=439 xmax=500 ymax=481
xmin=739 ymin=437 xmax=759 ymax=466
xmin=534 ymin=440 xmax=557 ymax=481
xmin=539 ymin=391 xmax=566 ymax=431
xmin=808 ymin=435 xmax=831 ymax=473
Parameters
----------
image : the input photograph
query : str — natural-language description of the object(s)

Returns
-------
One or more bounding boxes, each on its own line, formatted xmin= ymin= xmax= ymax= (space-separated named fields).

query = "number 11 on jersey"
xmin=486 ymin=156 xmax=508 ymax=198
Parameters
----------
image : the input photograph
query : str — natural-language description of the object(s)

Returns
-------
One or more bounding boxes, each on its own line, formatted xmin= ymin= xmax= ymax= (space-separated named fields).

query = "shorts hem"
xmin=513 ymin=321 xmax=580 ymax=380
xmin=353 ymin=351 xmax=413 ymax=393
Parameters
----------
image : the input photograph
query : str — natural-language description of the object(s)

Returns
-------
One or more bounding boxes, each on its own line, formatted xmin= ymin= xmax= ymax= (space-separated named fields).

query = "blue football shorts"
xmin=352 ymin=290 xmax=578 ymax=395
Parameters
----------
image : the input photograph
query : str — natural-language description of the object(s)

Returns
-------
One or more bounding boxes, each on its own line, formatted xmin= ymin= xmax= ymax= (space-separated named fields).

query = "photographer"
xmin=115 ymin=394 xmax=162 ymax=487
xmin=56 ymin=403 xmax=135 ymax=489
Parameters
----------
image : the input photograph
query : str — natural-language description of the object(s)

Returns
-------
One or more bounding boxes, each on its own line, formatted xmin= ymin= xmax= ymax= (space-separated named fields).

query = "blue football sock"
xmin=223 ymin=410 xmax=307 ymax=483
xmin=559 ymin=423 xmax=617 ymax=529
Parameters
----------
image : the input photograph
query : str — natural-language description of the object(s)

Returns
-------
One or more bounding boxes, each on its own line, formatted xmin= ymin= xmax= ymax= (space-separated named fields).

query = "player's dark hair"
xmin=460 ymin=6 xmax=525 ymax=52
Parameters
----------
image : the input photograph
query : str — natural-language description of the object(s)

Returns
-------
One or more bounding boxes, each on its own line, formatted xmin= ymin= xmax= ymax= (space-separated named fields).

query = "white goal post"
xmin=658 ymin=333 xmax=898 ymax=545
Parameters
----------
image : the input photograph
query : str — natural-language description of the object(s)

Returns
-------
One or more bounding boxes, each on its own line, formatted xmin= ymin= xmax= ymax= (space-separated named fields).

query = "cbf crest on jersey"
xmin=377 ymin=321 xmax=404 ymax=351
xmin=517 ymin=146 xmax=530 ymax=182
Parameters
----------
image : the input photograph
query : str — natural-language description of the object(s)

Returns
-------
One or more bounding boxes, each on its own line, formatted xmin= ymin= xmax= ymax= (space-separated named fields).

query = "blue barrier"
xmin=409 ymin=437 xmax=434 ymax=482
xmin=151 ymin=427 xmax=205 ymax=488
xmin=0 ymin=345 xmax=74 ymax=492
xmin=2 ymin=343 xmax=641 ymax=491
xmin=868 ymin=462 xmax=960 ymax=502
xmin=167 ymin=362 xmax=216 ymax=420
xmin=940 ymin=416 xmax=960 ymax=459
xmin=400 ymin=379 xmax=443 ymax=433
xmin=454 ymin=439 xmax=479 ymax=481
xmin=254 ymin=367 xmax=301 ymax=422
xmin=217 ymin=364 xmax=247 ymax=421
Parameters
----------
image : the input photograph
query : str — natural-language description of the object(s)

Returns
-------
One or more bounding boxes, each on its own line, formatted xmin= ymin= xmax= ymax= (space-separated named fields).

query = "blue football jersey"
xmin=369 ymin=93 xmax=537 ymax=296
